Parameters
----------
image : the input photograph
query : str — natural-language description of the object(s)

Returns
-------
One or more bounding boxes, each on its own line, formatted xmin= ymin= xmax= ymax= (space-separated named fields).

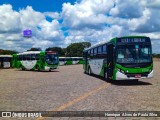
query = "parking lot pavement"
xmin=0 ymin=61 xmax=160 ymax=120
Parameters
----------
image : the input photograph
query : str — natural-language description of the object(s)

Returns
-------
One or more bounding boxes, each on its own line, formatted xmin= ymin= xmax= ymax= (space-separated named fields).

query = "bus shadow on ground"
xmin=109 ymin=80 xmax=152 ymax=86
xmin=90 ymin=74 xmax=152 ymax=86
xmin=15 ymin=69 xmax=59 ymax=73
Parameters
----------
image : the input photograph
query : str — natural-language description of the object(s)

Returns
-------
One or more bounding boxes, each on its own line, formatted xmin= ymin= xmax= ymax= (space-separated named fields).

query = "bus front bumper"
xmin=115 ymin=70 xmax=153 ymax=80
xmin=45 ymin=66 xmax=57 ymax=71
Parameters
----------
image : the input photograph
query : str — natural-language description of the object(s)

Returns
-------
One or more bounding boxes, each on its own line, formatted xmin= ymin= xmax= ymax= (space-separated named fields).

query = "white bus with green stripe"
xmin=0 ymin=55 xmax=12 ymax=68
xmin=83 ymin=36 xmax=153 ymax=81
xmin=59 ymin=57 xmax=84 ymax=65
xmin=12 ymin=51 xmax=59 ymax=71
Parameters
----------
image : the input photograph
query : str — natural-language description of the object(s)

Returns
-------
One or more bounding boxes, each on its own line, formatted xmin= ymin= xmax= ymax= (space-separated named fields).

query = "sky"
xmin=0 ymin=0 xmax=160 ymax=53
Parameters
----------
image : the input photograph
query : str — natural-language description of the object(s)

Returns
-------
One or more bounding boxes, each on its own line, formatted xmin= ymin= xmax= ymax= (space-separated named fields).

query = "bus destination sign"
xmin=47 ymin=51 xmax=57 ymax=54
xmin=120 ymin=38 xmax=146 ymax=43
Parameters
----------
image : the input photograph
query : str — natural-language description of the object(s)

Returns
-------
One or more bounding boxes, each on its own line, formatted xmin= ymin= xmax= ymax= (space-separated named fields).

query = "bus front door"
xmin=107 ymin=44 xmax=114 ymax=80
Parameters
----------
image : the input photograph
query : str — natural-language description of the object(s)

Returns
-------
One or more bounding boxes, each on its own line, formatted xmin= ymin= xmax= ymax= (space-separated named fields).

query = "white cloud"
xmin=62 ymin=0 xmax=114 ymax=29
xmin=146 ymin=0 xmax=160 ymax=9
xmin=20 ymin=6 xmax=45 ymax=29
xmin=0 ymin=4 xmax=64 ymax=51
xmin=44 ymin=12 xmax=60 ymax=19
xmin=37 ymin=19 xmax=63 ymax=40
xmin=1 ymin=0 xmax=160 ymax=53
xmin=0 ymin=4 xmax=21 ymax=33
xmin=128 ymin=8 xmax=151 ymax=32
xmin=60 ymin=0 xmax=160 ymax=53
xmin=110 ymin=0 xmax=144 ymax=18
xmin=65 ymin=25 xmax=124 ymax=46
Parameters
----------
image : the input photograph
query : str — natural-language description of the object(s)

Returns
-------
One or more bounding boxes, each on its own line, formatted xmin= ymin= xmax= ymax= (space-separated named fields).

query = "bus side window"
xmin=59 ymin=58 xmax=63 ymax=61
xmin=23 ymin=55 xmax=26 ymax=60
xmin=88 ymin=50 xmax=90 ymax=58
xmin=31 ymin=54 xmax=36 ymax=60
xmin=98 ymin=46 xmax=102 ymax=58
xmin=26 ymin=54 xmax=31 ymax=60
xmin=93 ymin=48 xmax=97 ymax=58
xmin=35 ymin=54 xmax=40 ymax=60
xmin=90 ymin=49 xmax=93 ymax=59
xmin=17 ymin=55 xmax=19 ymax=60
xmin=19 ymin=55 xmax=22 ymax=60
xmin=102 ymin=45 xmax=107 ymax=58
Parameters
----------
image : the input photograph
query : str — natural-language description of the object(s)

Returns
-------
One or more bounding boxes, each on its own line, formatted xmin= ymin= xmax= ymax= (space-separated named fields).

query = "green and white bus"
xmin=0 ymin=55 xmax=12 ymax=68
xmin=59 ymin=57 xmax=84 ymax=65
xmin=83 ymin=36 xmax=153 ymax=80
xmin=72 ymin=57 xmax=84 ymax=64
xmin=12 ymin=51 xmax=59 ymax=71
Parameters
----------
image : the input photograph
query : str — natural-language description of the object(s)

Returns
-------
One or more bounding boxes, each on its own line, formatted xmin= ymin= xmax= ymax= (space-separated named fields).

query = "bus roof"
xmin=59 ymin=57 xmax=66 ymax=58
xmin=59 ymin=57 xmax=83 ymax=58
xmin=83 ymin=36 xmax=148 ymax=52
xmin=0 ymin=55 xmax=12 ymax=57
xmin=17 ymin=51 xmax=41 ymax=55
xmin=71 ymin=57 xmax=83 ymax=58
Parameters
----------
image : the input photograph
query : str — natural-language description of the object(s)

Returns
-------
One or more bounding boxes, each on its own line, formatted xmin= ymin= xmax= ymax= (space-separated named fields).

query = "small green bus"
xmin=83 ymin=36 xmax=153 ymax=80
xmin=12 ymin=51 xmax=59 ymax=71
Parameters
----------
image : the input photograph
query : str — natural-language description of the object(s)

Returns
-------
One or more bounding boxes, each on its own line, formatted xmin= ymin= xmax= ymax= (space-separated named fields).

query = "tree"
xmin=0 ymin=49 xmax=17 ymax=55
xmin=152 ymin=53 xmax=160 ymax=58
xmin=66 ymin=42 xmax=91 ymax=57
xmin=27 ymin=48 xmax=41 ymax=51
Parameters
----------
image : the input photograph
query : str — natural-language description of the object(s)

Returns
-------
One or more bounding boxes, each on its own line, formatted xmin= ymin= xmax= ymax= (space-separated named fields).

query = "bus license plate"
xmin=135 ymin=74 xmax=141 ymax=78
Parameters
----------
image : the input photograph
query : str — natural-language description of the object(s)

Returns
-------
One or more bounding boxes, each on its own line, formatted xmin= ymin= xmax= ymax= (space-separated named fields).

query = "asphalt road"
xmin=0 ymin=61 xmax=160 ymax=120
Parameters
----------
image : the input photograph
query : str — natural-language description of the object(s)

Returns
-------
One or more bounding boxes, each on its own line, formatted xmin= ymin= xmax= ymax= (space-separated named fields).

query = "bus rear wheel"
xmin=36 ymin=65 xmax=40 ymax=71
xmin=21 ymin=66 xmax=25 ymax=70
xmin=88 ymin=67 xmax=91 ymax=75
xmin=104 ymin=72 xmax=107 ymax=80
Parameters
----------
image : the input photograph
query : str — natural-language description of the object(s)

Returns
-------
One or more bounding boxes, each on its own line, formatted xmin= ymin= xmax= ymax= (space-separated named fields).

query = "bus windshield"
xmin=116 ymin=44 xmax=152 ymax=64
xmin=45 ymin=53 xmax=58 ymax=64
xmin=3 ymin=57 xmax=11 ymax=62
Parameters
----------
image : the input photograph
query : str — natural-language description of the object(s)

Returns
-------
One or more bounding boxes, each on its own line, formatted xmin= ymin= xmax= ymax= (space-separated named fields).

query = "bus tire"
xmin=104 ymin=72 xmax=107 ymax=81
xmin=134 ymin=79 xmax=139 ymax=82
xmin=88 ymin=67 xmax=91 ymax=75
xmin=21 ymin=66 xmax=25 ymax=70
xmin=36 ymin=65 xmax=40 ymax=71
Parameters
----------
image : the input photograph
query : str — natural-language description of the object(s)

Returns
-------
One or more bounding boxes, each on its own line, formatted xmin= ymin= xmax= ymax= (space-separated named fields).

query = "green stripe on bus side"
xmin=78 ymin=60 xmax=84 ymax=64
xmin=113 ymin=68 xmax=118 ymax=80
xmin=66 ymin=60 xmax=72 ymax=65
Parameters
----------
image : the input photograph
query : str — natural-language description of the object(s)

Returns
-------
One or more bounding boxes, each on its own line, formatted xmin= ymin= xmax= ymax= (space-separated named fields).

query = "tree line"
xmin=0 ymin=42 xmax=91 ymax=57
xmin=152 ymin=54 xmax=160 ymax=58
xmin=0 ymin=49 xmax=17 ymax=55
xmin=1 ymin=42 xmax=160 ymax=58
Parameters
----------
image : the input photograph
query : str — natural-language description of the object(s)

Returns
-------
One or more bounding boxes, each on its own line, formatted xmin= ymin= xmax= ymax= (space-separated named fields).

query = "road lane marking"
xmin=53 ymin=83 xmax=109 ymax=111
xmin=37 ymin=83 xmax=110 ymax=120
